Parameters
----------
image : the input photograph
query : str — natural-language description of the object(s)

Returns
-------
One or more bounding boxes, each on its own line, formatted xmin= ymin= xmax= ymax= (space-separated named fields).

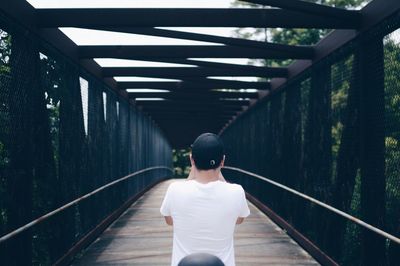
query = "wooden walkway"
xmin=72 ymin=179 xmax=320 ymax=266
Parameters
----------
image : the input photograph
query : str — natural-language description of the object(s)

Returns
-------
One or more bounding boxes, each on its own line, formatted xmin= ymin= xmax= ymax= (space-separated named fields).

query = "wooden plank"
xmin=72 ymin=179 xmax=320 ymax=266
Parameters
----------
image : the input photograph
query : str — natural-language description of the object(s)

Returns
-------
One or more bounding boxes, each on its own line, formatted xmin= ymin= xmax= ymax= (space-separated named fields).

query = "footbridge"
xmin=0 ymin=0 xmax=399 ymax=265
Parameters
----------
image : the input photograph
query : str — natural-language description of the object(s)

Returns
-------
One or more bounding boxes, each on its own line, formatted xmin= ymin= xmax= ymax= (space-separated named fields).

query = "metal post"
xmin=359 ymin=35 xmax=386 ymax=266
xmin=308 ymin=63 xmax=332 ymax=247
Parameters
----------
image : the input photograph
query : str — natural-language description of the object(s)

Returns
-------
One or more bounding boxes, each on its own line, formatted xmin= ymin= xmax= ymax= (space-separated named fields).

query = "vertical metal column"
xmin=307 ymin=63 xmax=332 ymax=247
xmin=282 ymin=84 xmax=302 ymax=221
xmin=309 ymin=64 xmax=332 ymax=201
xmin=57 ymin=63 xmax=84 ymax=259
xmin=359 ymin=36 xmax=386 ymax=266
xmin=5 ymin=29 xmax=38 ymax=266
xmin=325 ymin=53 xmax=361 ymax=259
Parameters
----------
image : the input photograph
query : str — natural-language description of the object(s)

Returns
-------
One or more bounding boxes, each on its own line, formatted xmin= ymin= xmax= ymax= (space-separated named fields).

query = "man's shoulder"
xmin=167 ymin=180 xmax=189 ymax=190
xmin=222 ymin=182 xmax=245 ymax=193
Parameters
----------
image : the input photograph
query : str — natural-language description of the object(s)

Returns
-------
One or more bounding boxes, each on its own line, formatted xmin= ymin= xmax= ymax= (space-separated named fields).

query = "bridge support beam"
xmin=3 ymin=28 xmax=39 ymax=266
xmin=359 ymin=35 xmax=386 ymax=266
xmin=304 ymin=63 xmax=332 ymax=248
xmin=324 ymin=53 xmax=361 ymax=260
xmin=282 ymin=83 xmax=302 ymax=222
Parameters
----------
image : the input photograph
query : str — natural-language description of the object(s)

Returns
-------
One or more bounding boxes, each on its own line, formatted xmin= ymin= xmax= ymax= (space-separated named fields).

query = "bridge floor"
xmin=72 ymin=179 xmax=319 ymax=266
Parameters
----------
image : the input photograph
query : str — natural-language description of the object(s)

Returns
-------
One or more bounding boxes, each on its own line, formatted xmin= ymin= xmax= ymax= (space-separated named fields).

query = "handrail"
xmin=223 ymin=166 xmax=400 ymax=245
xmin=0 ymin=166 xmax=173 ymax=244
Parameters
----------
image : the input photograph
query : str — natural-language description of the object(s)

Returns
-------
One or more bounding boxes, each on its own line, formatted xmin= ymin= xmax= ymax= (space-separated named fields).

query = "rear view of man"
xmin=160 ymin=133 xmax=250 ymax=266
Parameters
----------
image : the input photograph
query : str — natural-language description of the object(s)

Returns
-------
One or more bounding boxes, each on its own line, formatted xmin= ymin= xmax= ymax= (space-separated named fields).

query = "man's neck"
xmin=193 ymin=169 xmax=220 ymax=184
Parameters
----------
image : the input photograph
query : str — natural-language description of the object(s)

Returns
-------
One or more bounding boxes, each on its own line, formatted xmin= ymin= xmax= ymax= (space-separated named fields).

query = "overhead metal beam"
xmin=151 ymin=118 xmax=230 ymax=124
xmin=241 ymin=0 xmax=361 ymax=20
xmin=139 ymin=107 xmax=242 ymax=113
xmin=103 ymin=67 xmax=287 ymax=78
xmin=152 ymin=110 xmax=234 ymax=115
xmin=91 ymin=27 xmax=315 ymax=53
xmin=268 ymin=0 xmax=400 ymax=91
xmin=139 ymin=110 xmax=241 ymax=117
xmin=137 ymin=105 xmax=247 ymax=112
xmin=157 ymin=59 xmax=271 ymax=71
xmin=36 ymin=8 xmax=361 ymax=28
xmin=127 ymin=91 xmax=259 ymax=99
xmin=79 ymin=45 xmax=313 ymax=60
xmin=143 ymin=110 xmax=240 ymax=117
xmin=152 ymin=117 xmax=231 ymax=122
xmin=118 ymin=80 xmax=271 ymax=90
xmin=223 ymin=0 xmax=400 ymax=135
xmin=0 ymin=0 xmax=119 ymax=92
xmin=136 ymin=101 xmax=248 ymax=108
xmin=149 ymin=111 xmax=234 ymax=116
xmin=136 ymin=99 xmax=247 ymax=104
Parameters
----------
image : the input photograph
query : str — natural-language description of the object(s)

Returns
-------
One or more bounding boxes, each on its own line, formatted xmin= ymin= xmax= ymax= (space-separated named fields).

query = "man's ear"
xmin=220 ymin=155 xmax=226 ymax=167
xmin=189 ymin=153 xmax=195 ymax=167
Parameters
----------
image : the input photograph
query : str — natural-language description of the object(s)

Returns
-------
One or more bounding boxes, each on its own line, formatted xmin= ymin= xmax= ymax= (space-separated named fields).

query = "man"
xmin=160 ymin=133 xmax=250 ymax=266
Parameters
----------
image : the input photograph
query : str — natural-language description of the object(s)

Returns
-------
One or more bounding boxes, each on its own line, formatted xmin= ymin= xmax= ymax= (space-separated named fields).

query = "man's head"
xmin=191 ymin=133 xmax=224 ymax=171
xmin=178 ymin=253 xmax=225 ymax=266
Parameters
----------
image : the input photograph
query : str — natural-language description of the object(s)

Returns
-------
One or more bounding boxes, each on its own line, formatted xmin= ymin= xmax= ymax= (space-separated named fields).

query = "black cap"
xmin=191 ymin=133 xmax=224 ymax=170
xmin=178 ymin=253 xmax=225 ymax=266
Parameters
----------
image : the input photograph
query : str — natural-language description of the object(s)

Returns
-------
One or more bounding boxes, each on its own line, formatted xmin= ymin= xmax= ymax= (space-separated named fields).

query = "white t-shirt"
xmin=160 ymin=180 xmax=250 ymax=266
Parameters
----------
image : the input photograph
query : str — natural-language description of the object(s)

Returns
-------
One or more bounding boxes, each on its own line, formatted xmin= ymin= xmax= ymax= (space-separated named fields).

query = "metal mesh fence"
xmin=221 ymin=10 xmax=400 ymax=266
xmin=384 ymin=27 xmax=400 ymax=265
xmin=0 ymin=11 xmax=172 ymax=265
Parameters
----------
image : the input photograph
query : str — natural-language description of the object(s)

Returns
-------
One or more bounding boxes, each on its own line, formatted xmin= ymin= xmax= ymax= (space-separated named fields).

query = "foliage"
xmin=0 ymin=28 xmax=11 ymax=170
xmin=385 ymin=137 xmax=400 ymax=233
xmin=341 ymin=170 xmax=362 ymax=265
xmin=231 ymin=0 xmax=367 ymax=67
xmin=230 ymin=1 xmax=399 ymax=265
xmin=173 ymin=148 xmax=191 ymax=178
xmin=331 ymin=55 xmax=353 ymax=180
xmin=384 ymin=34 xmax=400 ymax=237
xmin=384 ymin=37 xmax=400 ymax=140
xmin=40 ymin=54 xmax=62 ymax=168
xmin=0 ymin=29 xmax=11 ymax=73
xmin=0 ymin=28 xmax=10 ymax=235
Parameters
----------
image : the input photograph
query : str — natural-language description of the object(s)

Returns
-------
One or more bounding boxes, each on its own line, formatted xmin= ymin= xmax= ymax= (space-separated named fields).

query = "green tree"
xmin=173 ymin=148 xmax=191 ymax=178
xmin=230 ymin=1 xmax=372 ymax=264
xmin=0 ymin=29 xmax=11 ymax=73
xmin=39 ymin=54 xmax=62 ymax=167
xmin=383 ymin=34 xmax=400 ymax=265
xmin=231 ymin=0 xmax=366 ymax=67
xmin=0 ymin=28 xmax=11 ymax=236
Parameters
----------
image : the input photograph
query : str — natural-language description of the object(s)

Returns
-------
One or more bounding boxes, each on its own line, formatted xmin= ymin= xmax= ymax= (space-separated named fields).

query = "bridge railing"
xmin=224 ymin=166 xmax=400 ymax=265
xmin=0 ymin=11 xmax=172 ymax=266
xmin=0 ymin=166 xmax=172 ymax=265
xmin=220 ymin=10 xmax=400 ymax=266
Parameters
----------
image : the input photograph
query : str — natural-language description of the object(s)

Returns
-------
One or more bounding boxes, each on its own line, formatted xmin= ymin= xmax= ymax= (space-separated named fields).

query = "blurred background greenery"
xmin=172 ymin=148 xmax=191 ymax=178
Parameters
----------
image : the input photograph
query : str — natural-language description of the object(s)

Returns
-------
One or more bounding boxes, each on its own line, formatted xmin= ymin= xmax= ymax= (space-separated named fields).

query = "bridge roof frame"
xmin=0 ymin=0 xmax=398 ymax=147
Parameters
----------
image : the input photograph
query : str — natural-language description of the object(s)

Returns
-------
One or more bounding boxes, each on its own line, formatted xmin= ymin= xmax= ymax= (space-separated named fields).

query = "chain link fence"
xmin=0 ymin=11 xmax=172 ymax=265
xmin=221 ymin=11 xmax=400 ymax=266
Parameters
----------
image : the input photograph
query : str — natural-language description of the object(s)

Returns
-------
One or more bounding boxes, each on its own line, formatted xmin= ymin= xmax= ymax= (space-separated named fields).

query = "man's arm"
xmin=160 ymin=184 xmax=173 ymax=224
xmin=164 ymin=216 xmax=173 ymax=226
xmin=236 ymin=186 xmax=250 ymax=225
